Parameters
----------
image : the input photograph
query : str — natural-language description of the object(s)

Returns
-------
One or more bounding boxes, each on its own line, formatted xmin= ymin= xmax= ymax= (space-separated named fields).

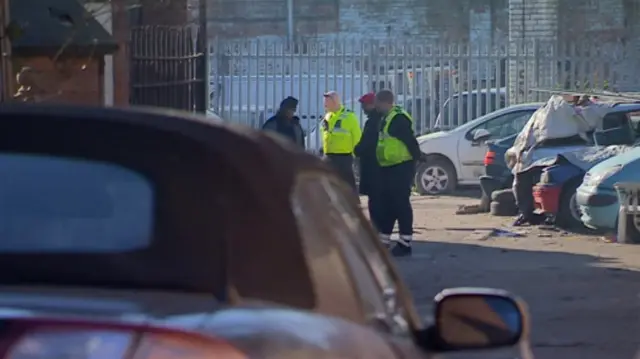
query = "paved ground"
xmin=368 ymin=191 xmax=640 ymax=359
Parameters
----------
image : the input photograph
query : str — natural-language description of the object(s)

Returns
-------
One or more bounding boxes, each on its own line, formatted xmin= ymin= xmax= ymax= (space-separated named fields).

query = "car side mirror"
xmin=416 ymin=288 xmax=528 ymax=352
xmin=472 ymin=128 xmax=492 ymax=143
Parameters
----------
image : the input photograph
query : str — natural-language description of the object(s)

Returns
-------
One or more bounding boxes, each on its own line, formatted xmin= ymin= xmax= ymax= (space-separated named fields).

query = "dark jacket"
xmin=262 ymin=112 xmax=305 ymax=149
xmin=382 ymin=113 xmax=421 ymax=162
xmin=354 ymin=111 xmax=382 ymax=195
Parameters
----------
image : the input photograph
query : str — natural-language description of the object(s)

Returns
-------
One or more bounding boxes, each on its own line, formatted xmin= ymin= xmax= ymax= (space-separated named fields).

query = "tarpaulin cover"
xmin=510 ymin=95 xmax=614 ymax=173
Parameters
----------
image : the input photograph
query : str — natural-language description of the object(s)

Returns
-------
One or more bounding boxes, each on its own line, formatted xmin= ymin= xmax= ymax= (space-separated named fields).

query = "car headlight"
xmin=583 ymin=165 xmax=623 ymax=186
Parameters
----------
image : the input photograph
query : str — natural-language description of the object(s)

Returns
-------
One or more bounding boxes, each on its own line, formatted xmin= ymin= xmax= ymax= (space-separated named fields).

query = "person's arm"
xmin=387 ymin=114 xmax=421 ymax=160
xmin=262 ymin=117 xmax=277 ymax=131
xmin=347 ymin=113 xmax=362 ymax=153
xmin=354 ymin=117 xmax=379 ymax=157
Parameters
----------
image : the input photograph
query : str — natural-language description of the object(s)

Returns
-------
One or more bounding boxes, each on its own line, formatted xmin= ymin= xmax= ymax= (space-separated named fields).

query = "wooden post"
xmin=0 ymin=0 xmax=13 ymax=101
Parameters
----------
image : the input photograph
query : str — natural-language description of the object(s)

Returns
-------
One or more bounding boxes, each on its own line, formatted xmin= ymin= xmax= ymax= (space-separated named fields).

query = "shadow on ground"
xmin=396 ymin=241 xmax=640 ymax=359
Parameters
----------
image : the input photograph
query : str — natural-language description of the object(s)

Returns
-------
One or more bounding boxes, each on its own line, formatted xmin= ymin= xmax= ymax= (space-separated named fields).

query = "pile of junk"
xmin=460 ymin=92 xmax=640 ymax=228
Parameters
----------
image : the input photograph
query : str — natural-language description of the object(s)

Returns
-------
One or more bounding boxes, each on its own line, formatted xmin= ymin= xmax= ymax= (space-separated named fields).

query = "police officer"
xmin=321 ymin=91 xmax=362 ymax=191
xmin=375 ymin=89 xmax=421 ymax=257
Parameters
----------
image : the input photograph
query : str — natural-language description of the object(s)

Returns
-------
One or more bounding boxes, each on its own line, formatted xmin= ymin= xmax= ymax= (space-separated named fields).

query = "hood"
xmin=417 ymin=130 xmax=449 ymax=143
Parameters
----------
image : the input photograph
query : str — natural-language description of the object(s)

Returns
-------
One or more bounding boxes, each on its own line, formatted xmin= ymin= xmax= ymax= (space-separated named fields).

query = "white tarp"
xmin=510 ymin=95 xmax=614 ymax=173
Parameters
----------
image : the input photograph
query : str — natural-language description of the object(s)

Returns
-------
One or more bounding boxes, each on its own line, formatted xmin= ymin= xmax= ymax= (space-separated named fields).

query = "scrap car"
xmin=531 ymin=103 xmax=640 ymax=228
xmin=577 ymin=146 xmax=640 ymax=238
xmin=0 ymin=103 xmax=531 ymax=358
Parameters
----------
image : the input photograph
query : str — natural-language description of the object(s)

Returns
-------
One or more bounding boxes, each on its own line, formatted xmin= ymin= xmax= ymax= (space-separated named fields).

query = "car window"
xmin=291 ymin=174 xmax=409 ymax=332
xmin=471 ymin=110 xmax=535 ymax=140
xmin=0 ymin=153 xmax=153 ymax=253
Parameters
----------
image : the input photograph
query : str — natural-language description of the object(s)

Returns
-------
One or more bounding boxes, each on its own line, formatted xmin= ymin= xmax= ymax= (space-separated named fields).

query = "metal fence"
xmin=130 ymin=25 xmax=207 ymax=112
xmin=208 ymin=38 xmax=640 ymax=148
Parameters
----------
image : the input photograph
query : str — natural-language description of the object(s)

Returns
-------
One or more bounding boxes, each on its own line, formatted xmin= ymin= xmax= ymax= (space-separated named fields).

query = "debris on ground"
xmin=455 ymin=204 xmax=484 ymax=215
xmin=602 ymin=235 xmax=617 ymax=243
xmin=460 ymin=228 xmax=527 ymax=241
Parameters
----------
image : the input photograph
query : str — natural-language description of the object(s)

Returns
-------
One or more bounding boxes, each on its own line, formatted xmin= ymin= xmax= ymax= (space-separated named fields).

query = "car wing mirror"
xmin=472 ymin=128 xmax=492 ymax=144
xmin=416 ymin=288 xmax=529 ymax=352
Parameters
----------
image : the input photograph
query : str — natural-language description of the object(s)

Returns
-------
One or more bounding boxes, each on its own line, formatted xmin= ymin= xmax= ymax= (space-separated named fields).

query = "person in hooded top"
xmin=262 ymin=96 xmax=305 ymax=148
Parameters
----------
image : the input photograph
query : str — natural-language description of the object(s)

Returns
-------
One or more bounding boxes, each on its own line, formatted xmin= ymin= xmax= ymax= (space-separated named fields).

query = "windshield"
xmin=0 ymin=154 xmax=154 ymax=253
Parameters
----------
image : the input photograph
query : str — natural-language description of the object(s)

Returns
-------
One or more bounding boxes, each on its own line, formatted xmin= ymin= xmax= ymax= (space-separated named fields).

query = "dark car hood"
xmin=0 ymin=286 xmax=417 ymax=359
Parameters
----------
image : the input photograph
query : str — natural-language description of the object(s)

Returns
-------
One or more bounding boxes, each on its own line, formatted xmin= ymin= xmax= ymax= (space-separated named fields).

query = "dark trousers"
xmin=367 ymin=189 xmax=383 ymax=231
xmin=325 ymin=154 xmax=357 ymax=192
xmin=513 ymin=167 xmax=543 ymax=218
xmin=378 ymin=161 xmax=415 ymax=236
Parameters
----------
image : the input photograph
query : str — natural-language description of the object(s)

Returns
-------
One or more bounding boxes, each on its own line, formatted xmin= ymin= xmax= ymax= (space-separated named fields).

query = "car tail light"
xmin=484 ymin=150 xmax=496 ymax=165
xmin=0 ymin=317 xmax=247 ymax=359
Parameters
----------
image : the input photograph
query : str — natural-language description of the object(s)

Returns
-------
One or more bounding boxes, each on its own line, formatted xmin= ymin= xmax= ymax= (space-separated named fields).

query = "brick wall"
xmin=507 ymin=0 xmax=558 ymax=103
xmin=208 ymin=0 xmax=508 ymax=41
xmin=14 ymin=56 xmax=103 ymax=105
xmin=140 ymin=0 xmax=189 ymax=25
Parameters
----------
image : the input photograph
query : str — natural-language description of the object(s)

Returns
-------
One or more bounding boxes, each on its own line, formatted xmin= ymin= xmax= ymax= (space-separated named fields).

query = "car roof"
xmin=609 ymin=102 xmax=640 ymax=111
xmin=450 ymin=102 xmax=543 ymax=133
xmin=0 ymin=103 xmax=339 ymax=310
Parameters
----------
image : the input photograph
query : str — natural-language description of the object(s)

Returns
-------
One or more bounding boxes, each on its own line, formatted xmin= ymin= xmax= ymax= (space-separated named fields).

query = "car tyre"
xmin=618 ymin=214 xmax=640 ymax=244
xmin=491 ymin=188 xmax=516 ymax=204
xmin=490 ymin=200 xmax=518 ymax=216
xmin=415 ymin=158 xmax=456 ymax=195
xmin=556 ymin=178 xmax=586 ymax=230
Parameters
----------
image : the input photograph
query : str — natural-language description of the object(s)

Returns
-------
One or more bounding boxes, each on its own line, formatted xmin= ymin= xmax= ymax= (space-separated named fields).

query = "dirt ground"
xmin=369 ymin=190 xmax=640 ymax=359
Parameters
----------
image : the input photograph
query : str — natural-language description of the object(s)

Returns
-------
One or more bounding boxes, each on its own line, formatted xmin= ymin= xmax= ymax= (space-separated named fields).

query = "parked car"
xmin=577 ymin=146 xmax=640 ymax=234
xmin=433 ymin=87 xmax=507 ymax=129
xmin=532 ymin=105 xmax=640 ymax=228
xmin=481 ymin=133 xmax=517 ymax=202
xmin=415 ymin=103 xmax=540 ymax=195
xmin=0 ymin=103 xmax=531 ymax=358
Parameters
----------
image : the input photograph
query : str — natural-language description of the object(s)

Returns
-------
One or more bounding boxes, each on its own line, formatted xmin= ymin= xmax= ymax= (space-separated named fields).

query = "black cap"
xmin=280 ymin=96 xmax=298 ymax=110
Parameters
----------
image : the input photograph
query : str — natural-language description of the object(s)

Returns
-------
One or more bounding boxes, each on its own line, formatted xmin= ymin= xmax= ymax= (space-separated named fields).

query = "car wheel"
xmin=556 ymin=178 xmax=586 ymax=230
xmin=490 ymin=200 xmax=518 ymax=216
xmin=415 ymin=158 xmax=456 ymax=195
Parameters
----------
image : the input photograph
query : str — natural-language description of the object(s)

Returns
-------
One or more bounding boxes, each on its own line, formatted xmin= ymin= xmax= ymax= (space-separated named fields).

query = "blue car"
xmin=577 ymin=146 xmax=640 ymax=232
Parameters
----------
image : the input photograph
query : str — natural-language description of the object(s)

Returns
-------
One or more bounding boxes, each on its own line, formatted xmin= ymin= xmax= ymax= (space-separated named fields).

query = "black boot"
xmin=391 ymin=237 xmax=412 ymax=257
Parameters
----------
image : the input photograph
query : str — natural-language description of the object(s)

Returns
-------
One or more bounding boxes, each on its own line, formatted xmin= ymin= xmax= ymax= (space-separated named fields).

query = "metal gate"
xmin=130 ymin=25 xmax=206 ymax=112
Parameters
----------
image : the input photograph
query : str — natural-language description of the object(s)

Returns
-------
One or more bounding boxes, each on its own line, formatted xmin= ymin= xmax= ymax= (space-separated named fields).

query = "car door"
xmin=291 ymin=173 xmax=420 ymax=335
xmin=456 ymin=110 xmax=536 ymax=181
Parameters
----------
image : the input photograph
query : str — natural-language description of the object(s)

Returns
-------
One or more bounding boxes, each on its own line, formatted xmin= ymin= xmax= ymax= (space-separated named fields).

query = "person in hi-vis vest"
xmin=375 ymin=89 xmax=422 ymax=257
xmin=320 ymin=91 xmax=362 ymax=191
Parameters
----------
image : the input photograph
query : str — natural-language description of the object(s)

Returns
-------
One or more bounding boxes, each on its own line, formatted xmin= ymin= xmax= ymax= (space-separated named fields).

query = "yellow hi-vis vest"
xmin=321 ymin=106 xmax=357 ymax=154
xmin=376 ymin=106 xmax=414 ymax=167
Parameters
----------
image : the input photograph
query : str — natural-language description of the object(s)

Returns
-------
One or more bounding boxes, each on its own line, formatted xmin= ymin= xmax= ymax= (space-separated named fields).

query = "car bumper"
xmin=576 ymin=186 xmax=619 ymax=230
xmin=533 ymin=184 xmax=562 ymax=214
